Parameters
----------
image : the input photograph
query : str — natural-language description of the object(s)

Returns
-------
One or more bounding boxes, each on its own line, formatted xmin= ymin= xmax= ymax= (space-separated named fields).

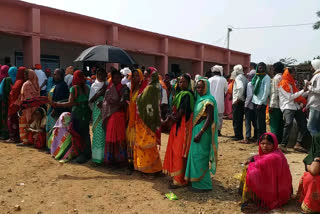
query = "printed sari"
xmin=224 ymin=80 xmax=234 ymax=119
xmin=20 ymin=70 xmax=40 ymax=145
xmin=134 ymin=68 xmax=162 ymax=173
xmin=297 ymin=134 xmax=320 ymax=213
xmin=185 ymin=78 xmax=219 ymax=190
xmin=239 ymin=132 xmax=292 ymax=210
xmin=163 ymin=77 xmax=194 ymax=186
xmin=0 ymin=65 xmax=12 ymax=139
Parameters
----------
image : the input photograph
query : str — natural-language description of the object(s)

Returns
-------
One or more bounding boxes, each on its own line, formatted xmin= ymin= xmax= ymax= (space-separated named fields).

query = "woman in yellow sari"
xmin=126 ymin=69 xmax=143 ymax=172
xmin=134 ymin=67 xmax=162 ymax=176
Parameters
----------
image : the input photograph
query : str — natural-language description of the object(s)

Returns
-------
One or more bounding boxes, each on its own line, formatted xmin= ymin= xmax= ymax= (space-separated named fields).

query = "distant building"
xmin=0 ymin=0 xmax=250 ymax=76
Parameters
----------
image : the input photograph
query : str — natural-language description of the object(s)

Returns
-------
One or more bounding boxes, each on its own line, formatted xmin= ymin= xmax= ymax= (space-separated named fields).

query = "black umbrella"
xmin=74 ymin=45 xmax=136 ymax=65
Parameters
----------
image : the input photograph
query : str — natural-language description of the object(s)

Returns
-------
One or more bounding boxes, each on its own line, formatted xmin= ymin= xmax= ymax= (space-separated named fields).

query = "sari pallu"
xmin=163 ymin=81 xmax=194 ymax=186
xmin=0 ymin=77 xmax=12 ymax=139
xmin=102 ymin=83 xmax=128 ymax=164
xmin=240 ymin=133 xmax=292 ymax=210
xmin=134 ymin=69 xmax=162 ymax=173
xmin=185 ymin=78 xmax=219 ymax=190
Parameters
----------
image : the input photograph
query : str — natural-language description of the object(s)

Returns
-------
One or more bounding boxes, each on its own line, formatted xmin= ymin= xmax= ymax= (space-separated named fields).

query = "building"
xmin=0 ymin=0 xmax=250 ymax=76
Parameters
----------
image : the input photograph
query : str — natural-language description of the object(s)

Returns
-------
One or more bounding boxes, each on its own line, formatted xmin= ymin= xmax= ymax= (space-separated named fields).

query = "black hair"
xmin=257 ymin=62 xmax=267 ymax=72
xmin=205 ymin=70 xmax=212 ymax=78
xmin=111 ymin=68 xmax=121 ymax=78
xmin=35 ymin=107 xmax=46 ymax=117
xmin=55 ymin=68 xmax=65 ymax=80
xmin=288 ymin=67 xmax=296 ymax=74
xmin=182 ymin=74 xmax=191 ymax=83
xmin=273 ymin=62 xmax=284 ymax=74
xmin=250 ymin=62 xmax=257 ymax=69
xmin=96 ymin=68 xmax=106 ymax=75
xmin=261 ymin=134 xmax=275 ymax=144
xmin=141 ymin=66 xmax=146 ymax=72
xmin=131 ymin=69 xmax=139 ymax=76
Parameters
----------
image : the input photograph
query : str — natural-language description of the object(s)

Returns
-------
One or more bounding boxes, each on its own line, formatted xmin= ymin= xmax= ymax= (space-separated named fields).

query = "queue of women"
xmin=0 ymin=63 xmax=318 ymax=213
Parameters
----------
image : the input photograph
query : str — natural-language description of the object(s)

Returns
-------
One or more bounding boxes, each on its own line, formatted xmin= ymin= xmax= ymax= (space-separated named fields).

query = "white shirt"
xmin=269 ymin=73 xmax=282 ymax=108
xmin=278 ymin=85 xmax=305 ymax=111
xmin=245 ymin=82 xmax=254 ymax=110
xmin=34 ymin=69 xmax=47 ymax=90
xmin=232 ymin=74 xmax=248 ymax=104
xmin=64 ymin=74 xmax=73 ymax=88
xmin=161 ymin=87 xmax=168 ymax=104
xmin=208 ymin=75 xmax=228 ymax=113
xmin=307 ymin=71 xmax=320 ymax=111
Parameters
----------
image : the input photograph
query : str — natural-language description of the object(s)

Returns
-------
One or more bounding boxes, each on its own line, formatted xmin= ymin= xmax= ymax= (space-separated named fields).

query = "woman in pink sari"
xmin=239 ymin=132 xmax=292 ymax=212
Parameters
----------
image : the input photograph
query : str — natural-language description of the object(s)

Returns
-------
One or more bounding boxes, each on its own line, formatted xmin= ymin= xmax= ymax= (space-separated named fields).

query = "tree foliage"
xmin=279 ymin=57 xmax=297 ymax=66
xmin=314 ymin=11 xmax=320 ymax=30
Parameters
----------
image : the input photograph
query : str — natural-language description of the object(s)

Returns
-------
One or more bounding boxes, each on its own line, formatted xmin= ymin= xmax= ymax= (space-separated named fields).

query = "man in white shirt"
xmin=208 ymin=65 xmax=228 ymax=136
xmin=306 ymin=59 xmax=320 ymax=136
xmin=34 ymin=64 xmax=48 ymax=96
xmin=232 ymin=64 xmax=248 ymax=141
xmin=278 ymin=67 xmax=308 ymax=152
xmin=244 ymin=67 xmax=257 ymax=143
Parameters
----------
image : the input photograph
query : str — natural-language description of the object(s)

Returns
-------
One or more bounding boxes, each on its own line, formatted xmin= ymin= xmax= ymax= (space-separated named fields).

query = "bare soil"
xmin=0 ymin=120 xmax=305 ymax=214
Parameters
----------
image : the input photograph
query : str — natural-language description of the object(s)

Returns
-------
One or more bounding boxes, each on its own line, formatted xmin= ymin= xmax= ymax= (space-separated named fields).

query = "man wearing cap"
xmin=208 ymin=65 xmax=228 ymax=136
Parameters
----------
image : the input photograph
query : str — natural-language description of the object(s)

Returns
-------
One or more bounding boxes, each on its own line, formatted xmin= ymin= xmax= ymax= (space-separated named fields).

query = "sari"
xmin=185 ymin=78 xmax=219 ymax=190
xmin=134 ymin=68 xmax=162 ymax=173
xmin=126 ymin=69 xmax=144 ymax=166
xmin=297 ymin=134 xmax=320 ymax=213
xmin=8 ymin=67 xmax=25 ymax=142
xmin=224 ymin=80 xmax=234 ymax=119
xmin=27 ymin=107 xmax=47 ymax=149
xmin=20 ymin=70 xmax=40 ymax=145
xmin=102 ymin=81 xmax=129 ymax=164
xmin=0 ymin=65 xmax=11 ymax=139
xmin=48 ymin=112 xmax=73 ymax=161
xmin=239 ymin=132 xmax=292 ymax=210
xmin=163 ymin=77 xmax=194 ymax=186
xmin=90 ymin=79 xmax=107 ymax=164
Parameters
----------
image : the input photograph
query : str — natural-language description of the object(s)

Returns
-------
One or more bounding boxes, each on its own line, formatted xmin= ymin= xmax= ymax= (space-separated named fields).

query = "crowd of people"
xmin=0 ymin=59 xmax=319 ymax=213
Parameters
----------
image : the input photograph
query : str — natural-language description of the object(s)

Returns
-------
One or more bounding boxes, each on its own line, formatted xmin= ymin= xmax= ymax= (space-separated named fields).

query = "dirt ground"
xmin=0 ymin=120 xmax=306 ymax=214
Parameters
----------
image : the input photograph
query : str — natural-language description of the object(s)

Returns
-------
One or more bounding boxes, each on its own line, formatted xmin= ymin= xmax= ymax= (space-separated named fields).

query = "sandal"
xmin=294 ymin=145 xmax=308 ymax=153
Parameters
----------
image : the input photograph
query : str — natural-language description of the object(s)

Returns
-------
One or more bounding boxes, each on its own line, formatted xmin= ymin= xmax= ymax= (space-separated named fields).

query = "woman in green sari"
xmin=185 ymin=77 xmax=219 ymax=191
xmin=0 ymin=65 xmax=12 ymax=140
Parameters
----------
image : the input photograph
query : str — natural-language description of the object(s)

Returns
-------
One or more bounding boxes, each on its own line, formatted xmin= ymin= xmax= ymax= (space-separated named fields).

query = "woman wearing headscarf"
xmin=185 ymin=77 xmax=219 ymax=192
xmin=7 ymin=67 xmax=26 ymax=143
xmin=134 ymin=67 xmax=163 ymax=176
xmin=297 ymin=134 xmax=320 ymax=213
xmin=64 ymin=66 xmax=74 ymax=88
xmin=102 ymin=69 xmax=129 ymax=165
xmin=17 ymin=69 xmax=40 ymax=146
xmin=239 ymin=133 xmax=292 ymax=212
xmin=0 ymin=65 xmax=11 ymax=139
xmin=89 ymin=68 xmax=108 ymax=165
xmin=51 ymin=70 xmax=91 ymax=163
xmin=224 ymin=72 xmax=236 ymax=119
xmin=46 ymin=69 xmax=70 ymax=137
xmin=163 ymin=74 xmax=194 ymax=188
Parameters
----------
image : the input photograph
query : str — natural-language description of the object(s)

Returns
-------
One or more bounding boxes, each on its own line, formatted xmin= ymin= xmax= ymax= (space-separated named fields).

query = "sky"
xmin=22 ymin=0 xmax=320 ymax=64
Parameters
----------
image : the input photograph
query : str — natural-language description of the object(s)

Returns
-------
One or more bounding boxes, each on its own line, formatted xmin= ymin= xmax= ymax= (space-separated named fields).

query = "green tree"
xmin=314 ymin=11 xmax=320 ymax=30
xmin=279 ymin=57 xmax=297 ymax=66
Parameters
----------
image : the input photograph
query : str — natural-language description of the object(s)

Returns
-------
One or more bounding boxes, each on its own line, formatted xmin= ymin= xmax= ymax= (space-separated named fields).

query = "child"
xmin=26 ymin=108 xmax=47 ymax=149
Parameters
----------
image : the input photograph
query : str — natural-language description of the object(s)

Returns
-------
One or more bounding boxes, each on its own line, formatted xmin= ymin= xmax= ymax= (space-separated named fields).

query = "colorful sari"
xmin=90 ymin=79 xmax=107 ymax=164
xmin=20 ymin=70 xmax=40 ymax=145
xmin=8 ymin=67 xmax=25 ymax=142
xmin=134 ymin=68 xmax=162 ymax=173
xmin=102 ymin=81 xmax=129 ymax=164
xmin=224 ymin=80 xmax=234 ymax=119
xmin=185 ymin=78 xmax=219 ymax=190
xmin=163 ymin=77 xmax=194 ymax=186
xmin=48 ymin=112 xmax=73 ymax=161
xmin=0 ymin=65 xmax=11 ymax=139
xmin=297 ymin=134 xmax=320 ymax=213
xmin=239 ymin=132 xmax=292 ymax=210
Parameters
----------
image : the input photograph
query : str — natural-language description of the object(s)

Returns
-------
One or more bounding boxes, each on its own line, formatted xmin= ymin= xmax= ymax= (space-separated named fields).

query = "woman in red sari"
xmin=17 ymin=69 xmax=40 ymax=146
xmin=239 ymin=132 xmax=292 ymax=212
xmin=297 ymin=134 xmax=320 ymax=213
xmin=7 ymin=67 xmax=26 ymax=143
xmin=163 ymin=74 xmax=194 ymax=188
xmin=102 ymin=69 xmax=129 ymax=165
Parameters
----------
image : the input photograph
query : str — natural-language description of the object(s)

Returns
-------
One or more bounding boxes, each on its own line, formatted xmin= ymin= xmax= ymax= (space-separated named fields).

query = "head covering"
xmin=193 ymin=77 xmax=219 ymax=173
xmin=45 ymin=68 xmax=51 ymax=75
xmin=0 ymin=65 xmax=9 ymax=83
xmin=311 ymin=59 xmax=320 ymax=74
xmin=211 ymin=65 xmax=223 ymax=76
xmin=233 ymin=64 xmax=244 ymax=76
xmin=251 ymin=62 xmax=267 ymax=95
xmin=120 ymin=67 xmax=131 ymax=76
xmin=230 ymin=71 xmax=236 ymax=80
xmin=8 ymin=67 xmax=26 ymax=116
xmin=303 ymin=134 xmax=320 ymax=165
xmin=72 ymin=70 xmax=86 ymax=87
xmin=8 ymin=67 xmax=18 ymax=84
xmin=28 ymin=69 xmax=40 ymax=92
xmin=65 ymin=66 xmax=74 ymax=75
xmin=35 ymin=64 xmax=42 ymax=70
xmin=278 ymin=68 xmax=307 ymax=105
xmin=246 ymin=132 xmax=292 ymax=210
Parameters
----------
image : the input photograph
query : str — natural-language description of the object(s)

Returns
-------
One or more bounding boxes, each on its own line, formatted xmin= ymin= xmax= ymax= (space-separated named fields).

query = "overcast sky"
xmin=22 ymin=0 xmax=320 ymax=64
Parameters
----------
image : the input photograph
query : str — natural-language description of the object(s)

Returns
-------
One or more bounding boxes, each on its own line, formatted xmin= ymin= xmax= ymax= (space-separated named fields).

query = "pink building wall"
xmin=0 ymin=0 xmax=251 ymax=76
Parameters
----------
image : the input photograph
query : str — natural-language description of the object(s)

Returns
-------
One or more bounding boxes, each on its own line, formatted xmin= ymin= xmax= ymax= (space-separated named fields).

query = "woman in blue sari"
xmin=185 ymin=77 xmax=219 ymax=191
